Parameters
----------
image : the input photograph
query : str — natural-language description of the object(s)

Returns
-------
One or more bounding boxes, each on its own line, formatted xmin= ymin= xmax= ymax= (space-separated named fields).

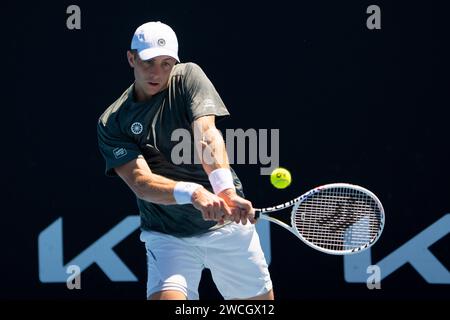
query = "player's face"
xmin=128 ymin=52 xmax=177 ymax=101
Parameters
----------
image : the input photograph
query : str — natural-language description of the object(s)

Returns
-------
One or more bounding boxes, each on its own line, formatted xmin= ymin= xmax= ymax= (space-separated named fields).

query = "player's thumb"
xmin=237 ymin=199 xmax=253 ymax=212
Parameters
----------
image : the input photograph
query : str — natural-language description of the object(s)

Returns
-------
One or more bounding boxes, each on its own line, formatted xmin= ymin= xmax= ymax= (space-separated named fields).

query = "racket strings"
xmin=294 ymin=187 xmax=382 ymax=252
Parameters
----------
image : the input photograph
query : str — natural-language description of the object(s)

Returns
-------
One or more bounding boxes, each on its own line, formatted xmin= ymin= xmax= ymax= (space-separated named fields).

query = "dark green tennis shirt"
xmin=97 ymin=63 xmax=244 ymax=237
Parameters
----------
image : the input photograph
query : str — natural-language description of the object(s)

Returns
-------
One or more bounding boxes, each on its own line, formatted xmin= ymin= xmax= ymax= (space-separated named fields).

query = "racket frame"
xmin=255 ymin=183 xmax=385 ymax=255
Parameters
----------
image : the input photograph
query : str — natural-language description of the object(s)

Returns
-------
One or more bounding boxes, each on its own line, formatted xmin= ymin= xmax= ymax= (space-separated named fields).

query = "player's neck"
xmin=133 ymin=83 xmax=153 ymax=103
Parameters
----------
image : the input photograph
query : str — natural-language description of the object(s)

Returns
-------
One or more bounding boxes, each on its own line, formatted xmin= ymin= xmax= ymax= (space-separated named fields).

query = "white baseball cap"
xmin=131 ymin=21 xmax=179 ymax=62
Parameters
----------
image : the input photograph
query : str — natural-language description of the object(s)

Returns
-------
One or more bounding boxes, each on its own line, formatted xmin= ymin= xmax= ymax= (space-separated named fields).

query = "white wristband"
xmin=173 ymin=182 xmax=202 ymax=204
xmin=208 ymin=168 xmax=235 ymax=194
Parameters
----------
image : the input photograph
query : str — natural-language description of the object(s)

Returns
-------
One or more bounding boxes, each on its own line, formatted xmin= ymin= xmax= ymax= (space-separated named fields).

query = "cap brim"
xmin=138 ymin=48 xmax=180 ymax=62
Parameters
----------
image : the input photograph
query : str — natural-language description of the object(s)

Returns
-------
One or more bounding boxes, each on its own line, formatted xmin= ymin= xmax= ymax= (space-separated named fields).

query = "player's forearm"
xmin=198 ymin=127 xmax=231 ymax=175
xmin=198 ymin=129 xmax=240 ymax=197
xmin=132 ymin=172 xmax=178 ymax=204
xmin=116 ymin=157 xmax=204 ymax=206
xmin=192 ymin=115 xmax=236 ymax=195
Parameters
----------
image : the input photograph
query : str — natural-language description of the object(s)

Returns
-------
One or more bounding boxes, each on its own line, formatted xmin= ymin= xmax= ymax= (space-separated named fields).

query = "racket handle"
xmin=254 ymin=209 xmax=261 ymax=219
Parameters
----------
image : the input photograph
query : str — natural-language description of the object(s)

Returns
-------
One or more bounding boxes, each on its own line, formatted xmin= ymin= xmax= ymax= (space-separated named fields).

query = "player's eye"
xmin=144 ymin=60 xmax=154 ymax=66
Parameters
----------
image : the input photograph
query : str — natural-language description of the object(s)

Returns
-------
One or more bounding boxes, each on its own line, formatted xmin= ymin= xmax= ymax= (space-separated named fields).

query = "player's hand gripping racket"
xmin=254 ymin=183 xmax=385 ymax=255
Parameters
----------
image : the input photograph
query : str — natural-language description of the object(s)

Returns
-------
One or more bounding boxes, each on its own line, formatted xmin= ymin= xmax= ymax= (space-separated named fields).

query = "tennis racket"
xmin=254 ymin=183 xmax=385 ymax=255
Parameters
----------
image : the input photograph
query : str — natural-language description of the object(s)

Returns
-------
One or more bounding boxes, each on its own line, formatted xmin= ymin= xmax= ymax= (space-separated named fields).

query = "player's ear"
xmin=127 ymin=50 xmax=136 ymax=68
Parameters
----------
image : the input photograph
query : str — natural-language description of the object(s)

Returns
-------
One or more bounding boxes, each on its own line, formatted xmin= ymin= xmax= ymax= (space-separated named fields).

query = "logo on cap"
xmin=157 ymin=38 xmax=166 ymax=46
xmin=131 ymin=122 xmax=143 ymax=135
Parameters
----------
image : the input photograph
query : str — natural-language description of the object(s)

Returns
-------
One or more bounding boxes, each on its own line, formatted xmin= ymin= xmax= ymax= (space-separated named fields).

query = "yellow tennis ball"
xmin=270 ymin=168 xmax=292 ymax=189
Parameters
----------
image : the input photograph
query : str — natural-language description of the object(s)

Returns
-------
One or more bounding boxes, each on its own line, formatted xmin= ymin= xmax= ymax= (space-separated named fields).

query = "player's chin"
xmin=146 ymin=83 xmax=161 ymax=95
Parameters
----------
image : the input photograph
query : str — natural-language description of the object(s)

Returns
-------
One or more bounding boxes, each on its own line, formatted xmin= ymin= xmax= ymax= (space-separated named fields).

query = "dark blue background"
xmin=4 ymin=0 xmax=449 ymax=300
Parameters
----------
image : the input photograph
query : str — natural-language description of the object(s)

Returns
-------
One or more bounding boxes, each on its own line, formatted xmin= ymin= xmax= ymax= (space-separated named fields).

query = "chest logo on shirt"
xmin=130 ymin=122 xmax=143 ymax=135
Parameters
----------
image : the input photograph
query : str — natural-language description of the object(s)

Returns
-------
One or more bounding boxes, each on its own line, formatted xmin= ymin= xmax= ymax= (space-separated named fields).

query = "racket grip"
xmin=254 ymin=209 xmax=261 ymax=219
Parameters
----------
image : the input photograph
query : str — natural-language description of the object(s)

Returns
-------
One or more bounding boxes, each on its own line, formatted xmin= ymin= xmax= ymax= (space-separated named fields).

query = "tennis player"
xmin=97 ymin=21 xmax=273 ymax=300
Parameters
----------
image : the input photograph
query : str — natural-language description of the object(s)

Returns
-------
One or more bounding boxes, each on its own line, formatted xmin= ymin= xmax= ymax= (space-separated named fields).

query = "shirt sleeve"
xmin=183 ymin=63 xmax=230 ymax=123
xmin=97 ymin=113 xmax=142 ymax=177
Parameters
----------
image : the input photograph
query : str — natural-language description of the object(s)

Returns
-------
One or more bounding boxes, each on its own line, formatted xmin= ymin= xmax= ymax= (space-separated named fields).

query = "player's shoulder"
xmin=170 ymin=62 xmax=205 ymax=78
xmin=98 ymin=85 xmax=133 ymax=126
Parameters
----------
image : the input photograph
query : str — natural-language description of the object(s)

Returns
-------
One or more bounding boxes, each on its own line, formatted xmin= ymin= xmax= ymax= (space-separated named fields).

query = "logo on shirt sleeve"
xmin=113 ymin=147 xmax=127 ymax=159
xmin=130 ymin=122 xmax=143 ymax=135
xmin=203 ymin=99 xmax=216 ymax=109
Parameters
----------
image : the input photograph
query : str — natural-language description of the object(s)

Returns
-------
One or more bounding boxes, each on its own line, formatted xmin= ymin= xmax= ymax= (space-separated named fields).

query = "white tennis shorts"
xmin=140 ymin=222 xmax=273 ymax=300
